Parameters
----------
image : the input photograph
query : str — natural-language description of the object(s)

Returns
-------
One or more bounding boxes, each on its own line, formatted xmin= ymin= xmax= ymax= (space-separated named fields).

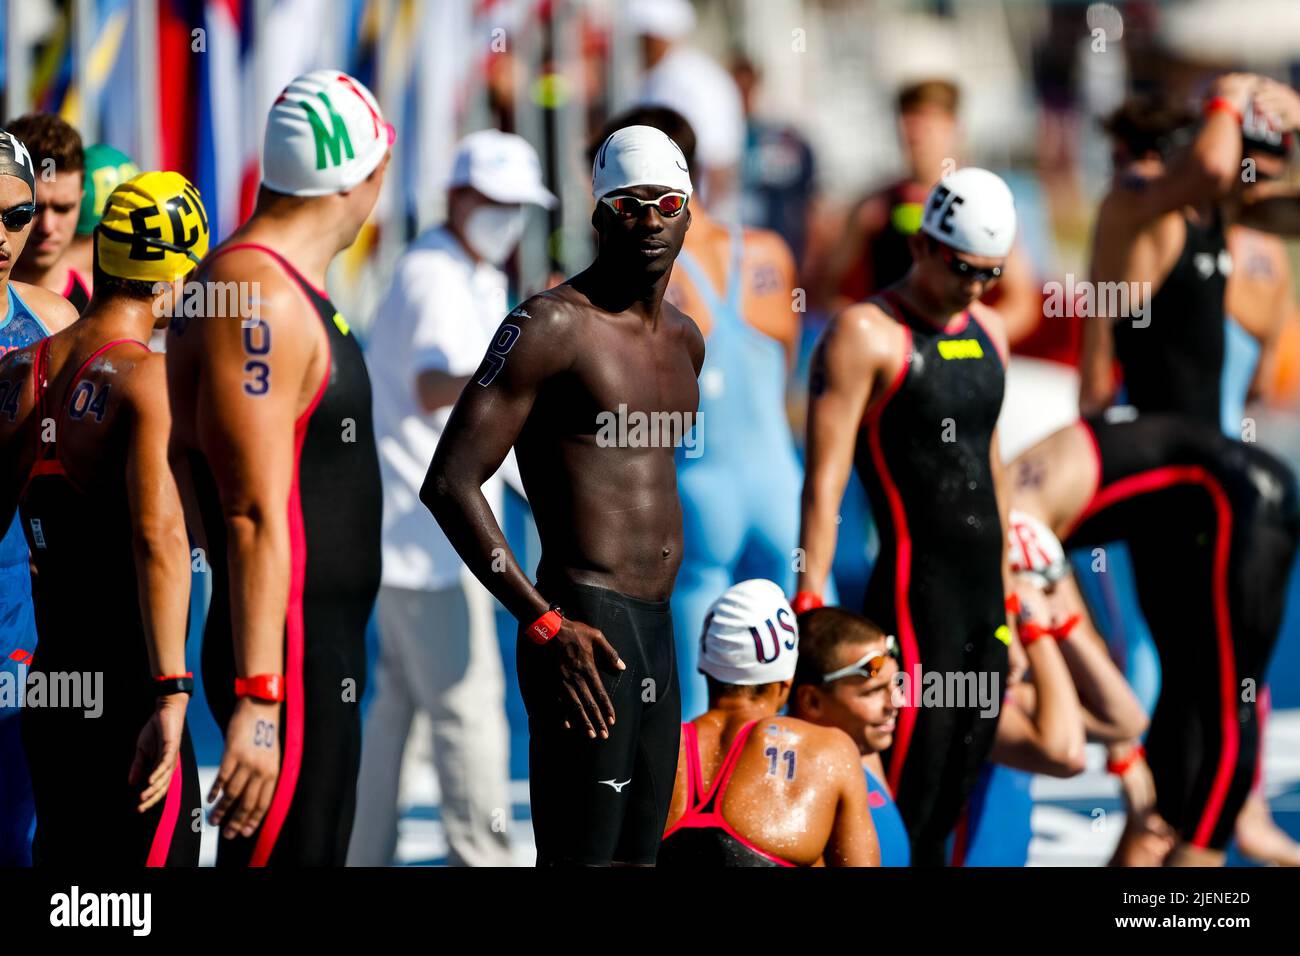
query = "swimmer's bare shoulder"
xmin=12 ymin=281 xmax=78 ymax=333
xmin=817 ymin=297 xmax=905 ymax=391
xmin=661 ymin=296 xmax=705 ymax=375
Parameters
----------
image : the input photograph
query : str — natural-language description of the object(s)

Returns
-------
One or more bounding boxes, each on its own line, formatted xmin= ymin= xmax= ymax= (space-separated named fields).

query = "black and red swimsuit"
xmin=659 ymin=720 xmax=796 ymax=867
xmin=190 ymin=243 xmax=382 ymax=867
xmin=20 ymin=336 xmax=200 ymax=866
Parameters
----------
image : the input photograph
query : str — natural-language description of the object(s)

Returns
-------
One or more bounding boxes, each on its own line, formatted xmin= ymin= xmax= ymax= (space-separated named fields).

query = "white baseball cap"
xmin=628 ymin=0 xmax=696 ymax=40
xmin=699 ymin=579 xmax=799 ymax=685
xmin=262 ymin=70 xmax=395 ymax=197
xmin=919 ymin=166 xmax=1017 ymax=258
xmin=592 ymin=125 xmax=693 ymax=200
xmin=449 ymin=129 xmax=557 ymax=208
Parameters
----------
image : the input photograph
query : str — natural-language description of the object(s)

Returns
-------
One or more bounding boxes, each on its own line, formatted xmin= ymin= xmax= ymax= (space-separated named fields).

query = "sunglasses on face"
xmin=599 ymin=191 xmax=688 ymax=218
xmin=0 ymin=203 xmax=35 ymax=231
xmin=931 ymin=237 xmax=1003 ymax=284
xmin=820 ymin=636 xmax=900 ymax=684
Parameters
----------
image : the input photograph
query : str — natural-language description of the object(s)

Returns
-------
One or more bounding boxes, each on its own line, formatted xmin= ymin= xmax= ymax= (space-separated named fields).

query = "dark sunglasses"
xmin=0 ymin=203 xmax=35 ymax=231
xmin=931 ymin=236 xmax=1003 ymax=283
xmin=599 ymin=191 xmax=688 ymax=218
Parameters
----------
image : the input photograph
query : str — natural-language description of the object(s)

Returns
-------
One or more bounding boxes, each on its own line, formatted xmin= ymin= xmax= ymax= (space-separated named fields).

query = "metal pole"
xmin=73 ymin=0 xmax=97 ymax=140
xmin=5 ymin=0 xmax=33 ymax=121
xmin=513 ymin=0 xmax=548 ymax=294
xmin=132 ymin=0 xmax=158 ymax=169
xmin=553 ymin=0 xmax=591 ymax=275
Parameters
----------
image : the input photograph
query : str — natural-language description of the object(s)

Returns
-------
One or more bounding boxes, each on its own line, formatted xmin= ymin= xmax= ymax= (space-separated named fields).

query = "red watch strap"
xmin=1205 ymin=96 xmax=1243 ymax=125
xmin=791 ymin=591 xmax=824 ymax=615
xmin=1107 ymin=744 xmax=1146 ymax=776
xmin=527 ymin=608 xmax=563 ymax=645
xmin=1005 ymin=593 xmax=1021 ymax=616
xmin=1050 ymin=613 xmax=1082 ymax=641
xmin=1018 ymin=620 xmax=1052 ymax=645
xmin=235 ymin=674 xmax=285 ymax=702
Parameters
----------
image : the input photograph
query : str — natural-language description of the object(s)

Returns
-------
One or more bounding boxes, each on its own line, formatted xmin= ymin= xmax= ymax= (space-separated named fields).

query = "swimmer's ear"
xmin=906 ymin=232 xmax=929 ymax=260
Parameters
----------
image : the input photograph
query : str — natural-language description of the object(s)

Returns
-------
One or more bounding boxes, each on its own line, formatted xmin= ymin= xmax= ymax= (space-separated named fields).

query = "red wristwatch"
xmin=791 ymin=591 xmax=824 ymax=615
xmin=1204 ymin=96 xmax=1243 ymax=125
xmin=1107 ymin=744 xmax=1146 ymax=776
xmin=527 ymin=605 xmax=564 ymax=646
xmin=234 ymin=674 xmax=285 ymax=702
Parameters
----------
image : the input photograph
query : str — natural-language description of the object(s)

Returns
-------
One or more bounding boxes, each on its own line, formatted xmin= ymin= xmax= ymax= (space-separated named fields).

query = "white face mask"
xmin=463 ymin=204 xmax=525 ymax=265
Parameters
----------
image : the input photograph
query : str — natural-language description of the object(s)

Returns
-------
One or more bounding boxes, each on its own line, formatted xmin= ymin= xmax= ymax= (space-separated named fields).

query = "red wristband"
xmin=234 ymin=674 xmax=285 ymax=702
xmin=526 ymin=606 xmax=563 ymax=645
xmin=155 ymin=672 xmax=193 ymax=682
xmin=1107 ymin=744 xmax=1146 ymax=776
xmin=1050 ymin=613 xmax=1082 ymax=641
xmin=1005 ymin=593 xmax=1021 ymax=616
xmin=1018 ymin=620 xmax=1052 ymax=645
xmin=791 ymin=591 xmax=824 ymax=615
xmin=1205 ymin=96 xmax=1243 ymax=125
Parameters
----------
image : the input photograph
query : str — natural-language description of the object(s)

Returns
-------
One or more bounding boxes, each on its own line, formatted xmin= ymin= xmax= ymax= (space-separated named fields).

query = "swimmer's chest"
xmin=554 ymin=318 xmax=700 ymax=427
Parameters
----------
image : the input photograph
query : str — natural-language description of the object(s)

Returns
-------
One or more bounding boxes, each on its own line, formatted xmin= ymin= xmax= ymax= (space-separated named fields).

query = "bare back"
xmin=662 ymin=712 xmax=877 ymax=867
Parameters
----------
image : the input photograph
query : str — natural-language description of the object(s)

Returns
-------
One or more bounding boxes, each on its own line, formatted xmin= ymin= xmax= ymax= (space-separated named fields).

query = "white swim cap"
xmin=919 ymin=166 xmax=1016 ymax=258
xmin=591 ymin=125 xmax=693 ymax=200
xmin=1008 ymin=509 xmax=1068 ymax=588
xmin=699 ymin=580 xmax=798 ymax=685
xmin=262 ymin=70 xmax=395 ymax=197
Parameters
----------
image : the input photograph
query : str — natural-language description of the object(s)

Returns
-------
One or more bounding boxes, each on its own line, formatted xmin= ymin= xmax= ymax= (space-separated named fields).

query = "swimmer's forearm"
xmin=1058 ymin=626 xmax=1148 ymax=742
xmin=224 ymin=508 xmax=290 ymax=678
xmin=132 ymin=517 xmax=191 ymax=679
xmin=1024 ymin=640 xmax=1086 ymax=771
xmin=799 ymin=402 xmax=858 ymax=595
xmin=797 ymin=489 xmax=839 ymax=595
xmin=422 ymin=470 xmax=548 ymax=623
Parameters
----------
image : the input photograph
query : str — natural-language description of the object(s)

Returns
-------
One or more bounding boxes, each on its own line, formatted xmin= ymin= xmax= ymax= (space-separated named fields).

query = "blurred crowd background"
xmin=4 ymin=1 xmax=1297 ymax=369
xmin=5 ymin=0 xmax=1300 ymax=861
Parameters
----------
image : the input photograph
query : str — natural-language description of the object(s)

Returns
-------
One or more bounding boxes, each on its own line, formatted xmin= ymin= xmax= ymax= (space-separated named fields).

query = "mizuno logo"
xmin=937 ymin=339 xmax=984 ymax=360
xmin=599 ymin=778 xmax=631 ymax=793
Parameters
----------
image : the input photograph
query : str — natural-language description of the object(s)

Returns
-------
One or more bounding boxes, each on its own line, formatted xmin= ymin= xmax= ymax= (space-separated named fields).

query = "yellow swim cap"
xmin=95 ymin=171 xmax=210 ymax=282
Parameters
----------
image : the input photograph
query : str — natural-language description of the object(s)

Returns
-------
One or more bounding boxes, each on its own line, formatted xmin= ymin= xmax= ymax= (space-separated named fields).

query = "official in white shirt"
xmin=350 ymin=130 xmax=555 ymax=866
xmin=631 ymin=0 xmax=745 ymax=213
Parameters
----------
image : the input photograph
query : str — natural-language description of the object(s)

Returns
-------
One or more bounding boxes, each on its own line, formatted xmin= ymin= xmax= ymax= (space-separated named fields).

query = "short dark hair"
xmin=3 ymin=113 xmax=84 ymax=173
xmin=897 ymin=79 xmax=960 ymax=117
xmin=1101 ymin=95 xmax=1196 ymax=160
xmin=587 ymin=106 xmax=696 ymax=175
xmin=791 ymin=607 xmax=889 ymax=694
xmin=91 ymin=260 xmax=160 ymax=300
xmin=704 ymin=675 xmax=780 ymax=702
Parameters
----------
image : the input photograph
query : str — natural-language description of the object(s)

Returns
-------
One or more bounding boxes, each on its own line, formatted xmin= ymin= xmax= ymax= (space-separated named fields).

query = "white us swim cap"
xmin=591 ymin=125 xmax=693 ymax=200
xmin=262 ymin=70 xmax=395 ymax=197
xmin=699 ymin=579 xmax=798 ymax=685
xmin=919 ymin=166 xmax=1016 ymax=258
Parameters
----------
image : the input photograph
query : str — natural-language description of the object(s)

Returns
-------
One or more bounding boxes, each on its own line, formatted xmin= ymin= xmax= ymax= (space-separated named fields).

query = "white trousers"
xmin=348 ymin=576 xmax=513 ymax=866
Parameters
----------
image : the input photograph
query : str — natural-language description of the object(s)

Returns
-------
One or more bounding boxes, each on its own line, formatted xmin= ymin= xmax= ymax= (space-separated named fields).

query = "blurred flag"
xmin=198 ymin=0 xmax=247 ymax=240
